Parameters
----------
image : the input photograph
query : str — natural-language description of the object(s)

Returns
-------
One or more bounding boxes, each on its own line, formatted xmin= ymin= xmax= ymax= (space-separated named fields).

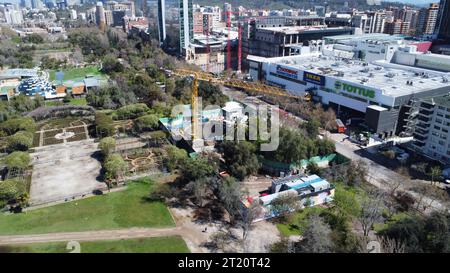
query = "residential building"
xmin=1 ymin=4 xmax=23 ymax=25
xmin=157 ymin=0 xmax=166 ymax=45
xmin=436 ymin=0 xmax=450 ymax=41
xmin=104 ymin=9 xmax=113 ymax=26
xmin=179 ymin=0 xmax=194 ymax=53
xmin=419 ymin=3 xmax=439 ymax=36
xmin=69 ymin=9 xmax=77 ymax=20
xmin=412 ymin=93 xmax=450 ymax=164
xmin=95 ymin=2 xmax=106 ymax=31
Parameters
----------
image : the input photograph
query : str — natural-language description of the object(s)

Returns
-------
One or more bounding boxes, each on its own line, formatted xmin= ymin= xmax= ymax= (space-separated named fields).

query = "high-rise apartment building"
xmin=157 ymin=0 xmax=193 ymax=54
xmin=436 ymin=0 xmax=450 ymax=41
xmin=96 ymin=2 xmax=106 ymax=31
xmin=222 ymin=2 xmax=231 ymax=22
xmin=157 ymin=0 xmax=166 ymax=45
xmin=179 ymin=0 xmax=193 ymax=52
xmin=425 ymin=3 xmax=439 ymax=35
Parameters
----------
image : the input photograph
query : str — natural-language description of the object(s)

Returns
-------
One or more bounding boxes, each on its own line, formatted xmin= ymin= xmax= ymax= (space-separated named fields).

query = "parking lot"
xmin=29 ymin=139 xmax=105 ymax=205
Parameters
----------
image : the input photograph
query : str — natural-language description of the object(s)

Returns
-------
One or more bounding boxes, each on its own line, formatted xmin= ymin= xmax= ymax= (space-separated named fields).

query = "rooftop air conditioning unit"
xmin=386 ymin=72 xmax=396 ymax=78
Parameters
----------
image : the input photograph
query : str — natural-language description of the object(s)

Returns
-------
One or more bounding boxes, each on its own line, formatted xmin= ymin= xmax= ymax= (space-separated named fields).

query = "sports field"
xmin=49 ymin=66 xmax=104 ymax=81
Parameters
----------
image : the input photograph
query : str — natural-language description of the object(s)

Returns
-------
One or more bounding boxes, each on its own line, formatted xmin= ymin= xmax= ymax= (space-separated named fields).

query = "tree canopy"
xmin=4 ymin=151 xmax=31 ymax=171
xmin=98 ymin=137 xmax=116 ymax=157
xmin=218 ymin=141 xmax=260 ymax=180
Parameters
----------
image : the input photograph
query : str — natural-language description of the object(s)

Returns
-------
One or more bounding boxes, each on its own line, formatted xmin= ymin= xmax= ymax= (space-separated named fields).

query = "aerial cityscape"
xmin=0 ymin=0 xmax=450 ymax=259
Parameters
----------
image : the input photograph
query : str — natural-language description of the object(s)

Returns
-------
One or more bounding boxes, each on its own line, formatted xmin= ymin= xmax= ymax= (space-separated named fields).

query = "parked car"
xmin=396 ymin=152 xmax=409 ymax=162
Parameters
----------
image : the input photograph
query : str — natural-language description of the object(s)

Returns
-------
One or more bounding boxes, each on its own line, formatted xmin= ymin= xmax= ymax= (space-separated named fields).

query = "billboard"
xmin=276 ymin=65 xmax=298 ymax=79
xmin=303 ymin=71 xmax=325 ymax=86
xmin=334 ymin=81 xmax=376 ymax=99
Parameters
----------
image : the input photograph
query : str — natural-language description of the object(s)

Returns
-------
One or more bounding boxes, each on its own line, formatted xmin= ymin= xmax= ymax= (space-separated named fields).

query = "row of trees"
xmin=262 ymin=127 xmax=335 ymax=164
xmin=98 ymin=137 xmax=128 ymax=188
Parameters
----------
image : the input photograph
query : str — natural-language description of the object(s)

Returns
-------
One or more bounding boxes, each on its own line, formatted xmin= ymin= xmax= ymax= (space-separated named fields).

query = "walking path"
xmin=329 ymin=132 xmax=450 ymax=213
xmin=0 ymin=227 xmax=181 ymax=246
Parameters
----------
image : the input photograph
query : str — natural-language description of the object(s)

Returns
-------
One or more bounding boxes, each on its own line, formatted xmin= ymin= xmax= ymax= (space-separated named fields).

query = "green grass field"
xmin=44 ymin=98 xmax=87 ymax=107
xmin=68 ymin=98 xmax=87 ymax=105
xmin=49 ymin=66 xmax=103 ymax=81
xmin=0 ymin=178 xmax=174 ymax=235
xmin=276 ymin=207 xmax=327 ymax=236
xmin=0 ymin=236 xmax=189 ymax=253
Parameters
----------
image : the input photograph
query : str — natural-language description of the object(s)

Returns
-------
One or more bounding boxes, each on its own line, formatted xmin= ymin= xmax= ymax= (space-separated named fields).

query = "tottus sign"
xmin=334 ymin=81 xmax=376 ymax=99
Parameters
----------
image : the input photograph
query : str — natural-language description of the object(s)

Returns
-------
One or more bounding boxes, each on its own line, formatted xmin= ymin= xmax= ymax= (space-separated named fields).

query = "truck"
xmin=336 ymin=119 xmax=346 ymax=133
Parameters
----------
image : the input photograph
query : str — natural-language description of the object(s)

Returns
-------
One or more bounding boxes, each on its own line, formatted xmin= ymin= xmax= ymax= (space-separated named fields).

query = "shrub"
xmin=98 ymin=137 xmax=116 ymax=157
xmin=7 ymin=131 xmax=33 ymax=151
xmin=95 ymin=112 xmax=115 ymax=137
xmin=114 ymin=103 xmax=149 ymax=120
xmin=0 ymin=117 xmax=36 ymax=136
xmin=4 ymin=151 xmax=31 ymax=170
xmin=133 ymin=114 xmax=160 ymax=132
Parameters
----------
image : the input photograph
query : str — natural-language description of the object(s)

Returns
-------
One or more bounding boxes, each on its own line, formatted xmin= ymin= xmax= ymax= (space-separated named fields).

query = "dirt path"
xmin=0 ymin=227 xmax=182 ymax=246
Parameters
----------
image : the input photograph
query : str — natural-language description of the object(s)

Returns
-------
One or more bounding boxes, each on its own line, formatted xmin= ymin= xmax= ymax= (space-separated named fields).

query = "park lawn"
xmin=49 ymin=66 xmax=103 ymax=81
xmin=276 ymin=206 xmax=327 ymax=237
xmin=0 ymin=178 xmax=174 ymax=235
xmin=68 ymin=97 xmax=87 ymax=106
xmin=44 ymin=98 xmax=87 ymax=107
xmin=0 ymin=236 xmax=189 ymax=253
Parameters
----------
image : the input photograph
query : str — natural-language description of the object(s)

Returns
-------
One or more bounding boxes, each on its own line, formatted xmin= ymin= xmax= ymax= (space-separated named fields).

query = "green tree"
xmin=304 ymin=118 xmax=320 ymax=138
xmin=9 ymin=94 xmax=41 ymax=113
xmin=147 ymin=182 xmax=174 ymax=202
xmin=270 ymin=191 xmax=300 ymax=220
xmin=296 ymin=213 xmax=334 ymax=253
xmin=218 ymin=141 xmax=260 ymax=180
xmin=378 ymin=213 xmax=450 ymax=253
xmin=133 ymin=114 xmax=160 ymax=132
xmin=115 ymin=103 xmax=149 ymax=120
xmin=306 ymin=161 xmax=322 ymax=176
xmin=180 ymin=156 xmax=217 ymax=183
xmin=0 ymin=179 xmax=26 ymax=202
xmin=333 ymin=185 xmax=361 ymax=218
xmin=264 ymin=128 xmax=307 ymax=164
xmin=7 ymin=131 xmax=33 ymax=151
xmin=192 ymin=177 xmax=214 ymax=207
xmin=164 ymin=145 xmax=188 ymax=172
xmin=104 ymin=154 xmax=128 ymax=186
xmin=316 ymin=138 xmax=335 ymax=156
xmin=0 ymin=117 xmax=35 ymax=136
xmin=102 ymin=55 xmax=124 ymax=74
xmin=218 ymin=177 xmax=245 ymax=225
xmin=95 ymin=112 xmax=115 ymax=137
xmin=429 ymin=166 xmax=442 ymax=185
xmin=4 ymin=151 xmax=31 ymax=171
xmin=98 ymin=137 xmax=116 ymax=157
xmin=23 ymin=33 xmax=44 ymax=44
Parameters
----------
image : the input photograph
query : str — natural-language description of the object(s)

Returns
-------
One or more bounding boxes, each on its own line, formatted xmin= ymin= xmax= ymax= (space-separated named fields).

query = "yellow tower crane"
xmin=171 ymin=69 xmax=311 ymax=140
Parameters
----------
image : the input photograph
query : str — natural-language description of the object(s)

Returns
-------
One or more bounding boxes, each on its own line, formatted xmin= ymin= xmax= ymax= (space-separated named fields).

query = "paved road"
xmin=330 ymin=133 xmax=449 ymax=213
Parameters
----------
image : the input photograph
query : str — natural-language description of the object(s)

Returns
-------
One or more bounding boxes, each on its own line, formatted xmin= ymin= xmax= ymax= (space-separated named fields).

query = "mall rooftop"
xmin=323 ymin=33 xmax=409 ymax=44
xmin=252 ymin=54 xmax=450 ymax=98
